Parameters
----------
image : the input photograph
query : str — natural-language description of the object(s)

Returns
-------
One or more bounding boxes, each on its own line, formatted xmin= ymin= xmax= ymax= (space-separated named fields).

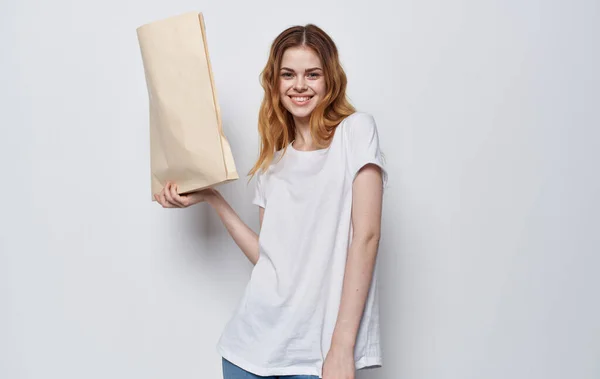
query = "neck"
xmin=292 ymin=115 xmax=314 ymax=148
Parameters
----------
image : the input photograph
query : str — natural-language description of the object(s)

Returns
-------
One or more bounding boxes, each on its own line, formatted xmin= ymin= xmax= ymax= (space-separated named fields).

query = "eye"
xmin=307 ymin=73 xmax=321 ymax=79
xmin=281 ymin=72 xmax=293 ymax=78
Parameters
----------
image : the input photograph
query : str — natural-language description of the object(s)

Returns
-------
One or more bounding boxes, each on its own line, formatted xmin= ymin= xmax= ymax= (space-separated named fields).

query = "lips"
xmin=289 ymin=95 xmax=313 ymax=105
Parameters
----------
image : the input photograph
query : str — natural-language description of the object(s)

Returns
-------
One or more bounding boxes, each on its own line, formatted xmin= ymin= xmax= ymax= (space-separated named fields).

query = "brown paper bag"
xmin=136 ymin=12 xmax=238 ymax=201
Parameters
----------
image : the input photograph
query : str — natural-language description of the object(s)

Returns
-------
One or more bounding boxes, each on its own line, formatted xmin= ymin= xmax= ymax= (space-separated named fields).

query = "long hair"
xmin=247 ymin=24 xmax=356 ymax=180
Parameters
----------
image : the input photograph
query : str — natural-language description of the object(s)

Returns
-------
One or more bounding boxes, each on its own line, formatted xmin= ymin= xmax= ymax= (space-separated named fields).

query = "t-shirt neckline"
xmin=288 ymin=123 xmax=343 ymax=156
xmin=288 ymin=141 xmax=330 ymax=155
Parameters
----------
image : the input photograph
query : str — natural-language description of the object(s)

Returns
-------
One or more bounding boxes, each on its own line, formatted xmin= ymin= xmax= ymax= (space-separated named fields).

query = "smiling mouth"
xmin=289 ymin=96 xmax=313 ymax=104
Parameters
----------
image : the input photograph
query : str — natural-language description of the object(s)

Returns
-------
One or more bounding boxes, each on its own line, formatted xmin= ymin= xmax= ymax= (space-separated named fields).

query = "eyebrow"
xmin=280 ymin=67 xmax=323 ymax=72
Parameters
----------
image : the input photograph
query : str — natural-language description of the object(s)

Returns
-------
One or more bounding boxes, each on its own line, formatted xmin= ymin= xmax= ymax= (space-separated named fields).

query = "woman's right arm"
xmin=156 ymin=182 xmax=262 ymax=266
xmin=206 ymin=190 xmax=262 ymax=266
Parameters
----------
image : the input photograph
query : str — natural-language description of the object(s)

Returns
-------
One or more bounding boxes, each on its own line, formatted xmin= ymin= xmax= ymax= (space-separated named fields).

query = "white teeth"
xmin=292 ymin=96 xmax=311 ymax=101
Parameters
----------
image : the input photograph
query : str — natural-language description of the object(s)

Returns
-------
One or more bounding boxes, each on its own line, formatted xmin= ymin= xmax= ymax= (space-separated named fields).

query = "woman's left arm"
xmin=323 ymin=163 xmax=384 ymax=379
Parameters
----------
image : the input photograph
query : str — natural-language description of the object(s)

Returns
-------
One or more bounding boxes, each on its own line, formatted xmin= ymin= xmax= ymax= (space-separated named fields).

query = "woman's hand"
xmin=322 ymin=345 xmax=355 ymax=379
xmin=154 ymin=181 xmax=215 ymax=208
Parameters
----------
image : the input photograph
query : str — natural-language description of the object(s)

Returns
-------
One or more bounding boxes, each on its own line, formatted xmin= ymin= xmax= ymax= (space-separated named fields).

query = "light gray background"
xmin=1 ymin=0 xmax=599 ymax=378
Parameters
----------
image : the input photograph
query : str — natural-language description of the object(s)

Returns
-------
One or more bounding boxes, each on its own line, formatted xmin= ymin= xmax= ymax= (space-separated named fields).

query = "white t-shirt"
xmin=216 ymin=111 xmax=388 ymax=378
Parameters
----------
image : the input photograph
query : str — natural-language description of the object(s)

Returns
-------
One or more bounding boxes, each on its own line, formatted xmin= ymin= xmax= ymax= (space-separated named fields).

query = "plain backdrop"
xmin=1 ymin=0 xmax=599 ymax=378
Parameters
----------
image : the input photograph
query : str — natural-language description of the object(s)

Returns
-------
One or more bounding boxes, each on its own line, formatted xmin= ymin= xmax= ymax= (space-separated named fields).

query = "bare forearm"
xmin=331 ymin=235 xmax=380 ymax=350
xmin=206 ymin=191 xmax=260 ymax=265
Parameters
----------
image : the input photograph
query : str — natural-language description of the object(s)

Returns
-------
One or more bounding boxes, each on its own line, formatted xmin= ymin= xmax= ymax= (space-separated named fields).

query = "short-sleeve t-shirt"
xmin=216 ymin=111 xmax=388 ymax=378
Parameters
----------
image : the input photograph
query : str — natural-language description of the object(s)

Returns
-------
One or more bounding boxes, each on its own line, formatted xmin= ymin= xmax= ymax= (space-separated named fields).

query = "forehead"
xmin=280 ymin=47 xmax=322 ymax=69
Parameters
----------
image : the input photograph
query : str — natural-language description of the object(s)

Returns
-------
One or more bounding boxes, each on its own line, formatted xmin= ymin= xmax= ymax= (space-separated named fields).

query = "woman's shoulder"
xmin=345 ymin=111 xmax=374 ymax=121
xmin=340 ymin=111 xmax=376 ymax=130
xmin=339 ymin=111 xmax=378 ymax=139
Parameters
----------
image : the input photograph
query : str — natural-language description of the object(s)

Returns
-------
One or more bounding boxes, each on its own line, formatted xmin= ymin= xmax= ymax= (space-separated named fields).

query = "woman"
xmin=154 ymin=23 xmax=387 ymax=379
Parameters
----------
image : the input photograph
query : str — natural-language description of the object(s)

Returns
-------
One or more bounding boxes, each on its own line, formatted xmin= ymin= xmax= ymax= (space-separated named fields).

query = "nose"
xmin=293 ymin=76 xmax=307 ymax=92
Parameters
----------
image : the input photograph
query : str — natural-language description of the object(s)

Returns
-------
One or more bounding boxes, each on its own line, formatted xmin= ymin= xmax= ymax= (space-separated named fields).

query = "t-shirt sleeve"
xmin=252 ymin=170 xmax=266 ymax=208
xmin=346 ymin=113 xmax=388 ymax=190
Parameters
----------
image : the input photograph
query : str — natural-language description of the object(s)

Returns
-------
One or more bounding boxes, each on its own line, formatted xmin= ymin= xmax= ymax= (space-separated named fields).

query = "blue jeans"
xmin=222 ymin=358 xmax=320 ymax=379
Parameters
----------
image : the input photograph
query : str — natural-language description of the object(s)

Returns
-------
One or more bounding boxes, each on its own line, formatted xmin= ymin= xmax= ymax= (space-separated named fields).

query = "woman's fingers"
xmin=171 ymin=184 xmax=190 ymax=207
xmin=154 ymin=192 xmax=165 ymax=207
xmin=163 ymin=182 xmax=174 ymax=205
xmin=167 ymin=183 xmax=186 ymax=208
xmin=160 ymin=190 xmax=172 ymax=208
xmin=155 ymin=185 xmax=176 ymax=208
xmin=154 ymin=182 xmax=194 ymax=208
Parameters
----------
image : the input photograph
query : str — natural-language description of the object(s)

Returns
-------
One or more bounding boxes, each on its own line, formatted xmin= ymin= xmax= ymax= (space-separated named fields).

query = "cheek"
xmin=314 ymin=80 xmax=326 ymax=96
xmin=278 ymin=78 xmax=288 ymax=93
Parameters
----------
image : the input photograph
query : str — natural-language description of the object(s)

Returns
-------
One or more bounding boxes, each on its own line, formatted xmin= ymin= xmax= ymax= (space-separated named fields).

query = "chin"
xmin=283 ymin=100 xmax=318 ymax=119
xmin=289 ymin=108 xmax=315 ymax=119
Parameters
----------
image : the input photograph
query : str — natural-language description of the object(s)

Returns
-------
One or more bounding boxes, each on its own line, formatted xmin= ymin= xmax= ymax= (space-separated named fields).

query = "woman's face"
xmin=278 ymin=46 xmax=326 ymax=121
